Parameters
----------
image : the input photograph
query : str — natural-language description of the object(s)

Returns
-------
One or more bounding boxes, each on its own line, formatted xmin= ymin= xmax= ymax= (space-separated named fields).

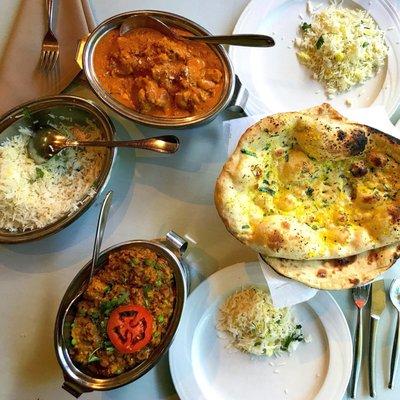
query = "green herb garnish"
xmin=71 ymin=338 xmax=77 ymax=346
xmin=22 ymin=107 xmax=32 ymax=121
xmin=301 ymin=22 xmax=312 ymax=31
xmin=263 ymin=144 xmax=270 ymax=151
xmin=130 ymin=257 xmax=139 ymax=266
xmin=100 ymin=291 xmax=130 ymax=315
xmin=144 ymin=259 xmax=156 ymax=267
xmin=155 ymin=279 xmax=162 ymax=287
xmin=240 ymin=148 xmax=257 ymax=157
xmin=316 ymin=36 xmax=324 ymax=49
xmin=242 ymin=224 xmax=250 ymax=229
xmin=280 ymin=328 xmax=304 ymax=352
xmin=362 ymin=42 xmax=369 ymax=48
xmin=259 ymin=187 xmax=275 ymax=196
xmin=305 ymin=187 xmax=314 ymax=197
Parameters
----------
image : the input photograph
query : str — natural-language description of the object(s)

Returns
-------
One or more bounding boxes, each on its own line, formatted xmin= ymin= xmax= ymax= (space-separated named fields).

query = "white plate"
xmin=169 ymin=262 xmax=353 ymax=400
xmin=230 ymin=0 xmax=400 ymax=116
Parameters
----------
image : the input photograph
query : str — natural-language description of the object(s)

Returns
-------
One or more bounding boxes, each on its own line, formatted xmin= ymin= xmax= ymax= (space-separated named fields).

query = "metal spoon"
xmin=27 ymin=125 xmax=180 ymax=164
xmin=63 ymin=190 xmax=113 ymax=320
xmin=389 ymin=278 xmax=400 ymax=389
xmin=120 ymin=15 xmax=275 ymax=47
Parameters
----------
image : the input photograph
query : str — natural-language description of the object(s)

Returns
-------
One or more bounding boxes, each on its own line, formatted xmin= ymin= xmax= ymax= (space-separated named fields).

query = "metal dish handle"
xmin=226 ymin=75 xmax=249 ymax=115
xmin=165 ymin=231 xmax=188 ymax=254
xmin=62 ymin=377 xmax=91 ymax=398
xmin=75 ymin=35 xmax=89 ymax=70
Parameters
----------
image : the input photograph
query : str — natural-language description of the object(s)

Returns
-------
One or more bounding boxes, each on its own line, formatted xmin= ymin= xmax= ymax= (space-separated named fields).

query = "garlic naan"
xmin=261 ymin=243 xmax=400 ymax=290
xmin=215 ymin=104 xmax=400 ymax=260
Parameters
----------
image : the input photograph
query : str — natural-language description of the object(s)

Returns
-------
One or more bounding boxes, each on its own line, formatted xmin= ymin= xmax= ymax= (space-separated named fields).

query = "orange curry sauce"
xmin=93 ymin=27 xmax=225 ymax=117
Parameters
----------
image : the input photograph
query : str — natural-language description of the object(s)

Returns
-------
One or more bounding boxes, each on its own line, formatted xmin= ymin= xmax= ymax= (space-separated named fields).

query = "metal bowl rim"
xmin=0 ymin=95 xmax=116 ymax=244
xmin=55 ymin=238 xmax=187 ymax=392
xmin=82 ymin=10 xmax=236 ymax=128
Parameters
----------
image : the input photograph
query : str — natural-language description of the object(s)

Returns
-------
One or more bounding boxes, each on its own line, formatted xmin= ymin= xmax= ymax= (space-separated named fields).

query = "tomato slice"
xmin=107 ymin=304 xmax=153 ymax=353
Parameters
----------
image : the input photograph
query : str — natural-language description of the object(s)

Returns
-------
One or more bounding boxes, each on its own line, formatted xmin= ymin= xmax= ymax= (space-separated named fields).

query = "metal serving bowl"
xmin=55 ymin=231 xmax=189 ymax=397
xmin=79 ymin=10 xmax=237 ymax=128
xmin=0 ymin=95 xmax=115 ymax=244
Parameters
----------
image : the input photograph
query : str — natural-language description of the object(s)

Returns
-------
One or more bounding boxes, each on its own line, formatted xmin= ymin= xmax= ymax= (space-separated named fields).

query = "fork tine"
xmin=48 ymin=51 xmax=57 ymax=72
xmin=43 ymin=50 xmax=50 ymax=71
xmin=39 ymin=51 xmax=46 ymax=70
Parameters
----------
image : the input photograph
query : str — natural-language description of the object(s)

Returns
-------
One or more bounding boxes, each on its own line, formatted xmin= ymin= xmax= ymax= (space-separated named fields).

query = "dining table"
xmin=1 ymin=0 xmax=400 ymax=399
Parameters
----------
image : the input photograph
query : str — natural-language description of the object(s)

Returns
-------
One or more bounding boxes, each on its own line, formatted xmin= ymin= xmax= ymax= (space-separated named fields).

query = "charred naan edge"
xmin=261 ymin=243 xmax=400 ymax=290
xmin=215 ymin=103 xmax=400 ymax=260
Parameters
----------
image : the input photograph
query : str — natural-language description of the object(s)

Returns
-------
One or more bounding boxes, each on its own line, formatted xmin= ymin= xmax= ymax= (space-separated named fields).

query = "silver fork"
xmin=350 ymin=284 xmax=371 ymax=398
xmin=39 ymin=0 xmax=59 ymax=71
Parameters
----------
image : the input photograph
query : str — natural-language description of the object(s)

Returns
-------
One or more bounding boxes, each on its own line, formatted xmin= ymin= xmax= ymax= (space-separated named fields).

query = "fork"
xmin=39 ymin=0 xmax=59 ymax=71
xmin=350 ymin=284 xmax=371 ymax=398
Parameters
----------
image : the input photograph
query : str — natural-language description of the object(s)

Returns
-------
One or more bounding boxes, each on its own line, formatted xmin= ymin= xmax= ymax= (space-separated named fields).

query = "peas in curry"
xmin=68 ymin=247 xmax=175 ymax=377
xmin=93 ymin=27 xmax=225 ymax=117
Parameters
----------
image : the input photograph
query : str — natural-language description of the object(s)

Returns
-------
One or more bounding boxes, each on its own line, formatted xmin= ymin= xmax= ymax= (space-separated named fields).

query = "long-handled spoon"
xmin=63 ymin=190 xmax=112 ymax=317
xmin=27 ymin=125 xmax=180 ymax=164
xmin=389 ymin=278 xmax=400 ymax=389
xmin=120 ymin=14 xmax=275 ymax=47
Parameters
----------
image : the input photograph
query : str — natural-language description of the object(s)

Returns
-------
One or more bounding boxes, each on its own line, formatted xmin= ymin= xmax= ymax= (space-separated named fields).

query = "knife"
xmin=369 ymin=280 xmax=386 ymax=397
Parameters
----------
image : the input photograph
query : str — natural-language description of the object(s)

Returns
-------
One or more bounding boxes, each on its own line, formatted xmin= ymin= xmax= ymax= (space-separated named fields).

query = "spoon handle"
xmin=184 ymin=34 xmax=275 ymax=47
xmin=90 ymin=191 xmax=113 ymax=281
xmin=64 ymin=135 xmax=180 ymax=154
xmin=389 ymin=311 xmax=400 ymax=389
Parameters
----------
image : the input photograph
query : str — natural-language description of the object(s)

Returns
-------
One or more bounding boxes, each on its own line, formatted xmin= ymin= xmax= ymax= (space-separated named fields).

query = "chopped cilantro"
xmin=263 ymin=144 xmax=270 ymax=151
xmin=242 ymin=224 xmax=250 ymax=229
xmin=301 ymin=22 xmax=312 ymax=31
xmin=240 ymin=148 xmax=257 ymax=157
xmin=362 ymin=42 xmax=369 ymax=47
xmin=88 ymin=354 xmax=100 ymax=363
xmin=259 ymin=187 xmax=275 ymax=196
xmin=100 ymin=291 xmax=130 ymax=315
xmin=316 ymin=35 xmax=324 ymax=49
xmin=144 ymin=258 xmax=156 ymax=267
xmin=305 ymin=187 xmax=314 ymax=197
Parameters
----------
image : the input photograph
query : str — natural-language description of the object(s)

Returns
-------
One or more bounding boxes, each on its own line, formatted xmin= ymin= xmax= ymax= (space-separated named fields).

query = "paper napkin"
xmin=0 ymin=0 xmax=96 ymax=115
xmin=224 ymin=106 xmax=400 ymax=307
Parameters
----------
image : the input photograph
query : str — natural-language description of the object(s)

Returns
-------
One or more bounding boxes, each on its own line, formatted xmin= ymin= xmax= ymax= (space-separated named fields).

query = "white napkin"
xmin=224 ymin=107 xmax=400 ymax=307
xmin=0 ymin=0 xmax=95 ymax=115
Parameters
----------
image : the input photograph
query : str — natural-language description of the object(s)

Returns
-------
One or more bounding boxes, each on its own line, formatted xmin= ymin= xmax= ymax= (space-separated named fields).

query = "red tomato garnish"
xmin=107 ymin=304 xmax=153 ymax=353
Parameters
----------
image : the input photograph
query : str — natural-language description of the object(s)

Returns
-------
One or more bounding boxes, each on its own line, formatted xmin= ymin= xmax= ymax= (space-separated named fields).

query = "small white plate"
xmin=169 ymin=262 xmax=353 ymax=400
xmin=230 ymin=0 xmax=400 ymax=116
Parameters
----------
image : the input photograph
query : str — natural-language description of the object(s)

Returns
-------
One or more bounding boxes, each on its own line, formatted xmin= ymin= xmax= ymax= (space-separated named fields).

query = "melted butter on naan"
xmin=215 ymin=104 xmax=400 ymax=260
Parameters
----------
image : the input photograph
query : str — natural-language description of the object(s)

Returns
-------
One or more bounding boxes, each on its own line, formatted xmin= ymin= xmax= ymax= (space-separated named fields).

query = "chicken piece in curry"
xmin=93 ymin=27 xmax=225 ymax=117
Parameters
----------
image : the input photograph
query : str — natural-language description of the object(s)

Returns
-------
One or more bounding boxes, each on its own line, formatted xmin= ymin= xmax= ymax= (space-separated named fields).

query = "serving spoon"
xmin=27 ymin=125 xmax=180 ymax=164
xmin=389 ymin=278 xmax=400 ymax=389
xmin=119 ymin=14 xmax=275 ymax=47
xmin=63 ymin=190 xmax=113 ymax=325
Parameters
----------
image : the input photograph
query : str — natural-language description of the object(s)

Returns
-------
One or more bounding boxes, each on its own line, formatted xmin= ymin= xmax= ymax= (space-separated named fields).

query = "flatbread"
xmin=261 ymin=243 xmax=400 ymax=290
xmin=215 ymin=104 xmax=400 ymax=260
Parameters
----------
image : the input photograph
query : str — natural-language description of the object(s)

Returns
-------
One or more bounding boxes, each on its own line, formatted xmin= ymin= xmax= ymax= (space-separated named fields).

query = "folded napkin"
xmin=224 ymin=106 xmax=400 ymax=307
xmin=0 ymin=0 xmax=96 ymax=115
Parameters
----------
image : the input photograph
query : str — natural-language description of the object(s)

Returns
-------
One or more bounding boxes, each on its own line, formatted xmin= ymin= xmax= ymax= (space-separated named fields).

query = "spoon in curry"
xmin=119 ymin=14 xmax=275 ymax=47
xmin=27 ymin=125 xmax=180 ymax=164
xmin=63 ymin=190 xmax=113 ymax=322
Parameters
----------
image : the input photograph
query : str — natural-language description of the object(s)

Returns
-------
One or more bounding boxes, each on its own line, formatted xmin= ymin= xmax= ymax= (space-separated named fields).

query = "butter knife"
xmin=369 ymin=280 xmax=386 ymax=397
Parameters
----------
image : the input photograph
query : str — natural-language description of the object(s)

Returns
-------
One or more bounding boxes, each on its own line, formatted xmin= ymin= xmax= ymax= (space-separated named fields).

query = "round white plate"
xmin=169 ymin=262 xmax=353 ymax=400
xmin=230 ymin=0 xmax=400 ymax=117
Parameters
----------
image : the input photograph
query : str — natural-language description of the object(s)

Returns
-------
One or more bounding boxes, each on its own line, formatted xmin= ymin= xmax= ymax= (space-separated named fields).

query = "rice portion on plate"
xmin=0 ymin=124 xmax=105 ymax=232
xmin=217 ymin=286 xmax=306 ymax=356
xmin=296 ymin=5 xmax=388 ymax=96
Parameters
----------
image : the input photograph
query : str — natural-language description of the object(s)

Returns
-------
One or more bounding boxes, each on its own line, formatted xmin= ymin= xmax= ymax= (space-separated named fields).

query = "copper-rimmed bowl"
xmin=0 ymin=95 xmax=115 ymax=244
xmin=55 ymin=232 xmax=189 ymax=397
xmin=79 ymin=10 xmax=237 ymax=128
